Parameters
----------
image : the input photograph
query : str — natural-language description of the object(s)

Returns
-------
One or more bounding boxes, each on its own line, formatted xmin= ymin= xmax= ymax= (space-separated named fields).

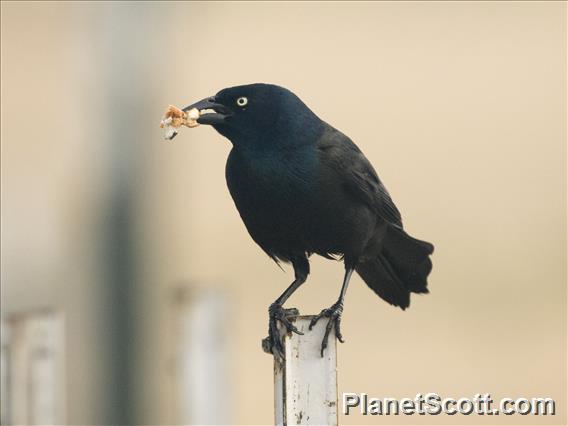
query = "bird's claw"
xmin=309 ymin=301 xmax=345 ymax=357
xmin=266 ymin=303 xmax=302 ymax=360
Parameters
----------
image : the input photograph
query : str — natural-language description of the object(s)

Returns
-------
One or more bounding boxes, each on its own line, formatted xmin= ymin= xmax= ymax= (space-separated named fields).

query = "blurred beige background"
xmin=1 ymin=1 xmax=566 ymax=425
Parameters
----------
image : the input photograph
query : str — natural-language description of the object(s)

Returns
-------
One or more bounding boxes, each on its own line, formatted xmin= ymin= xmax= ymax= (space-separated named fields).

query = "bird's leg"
xmin=267 ymin=282 xmax=305 ymax=360
xmin=309 ymin=265 xmax=354 ymax=357
xmin=267 ymin=257 xmax=309 ymax=360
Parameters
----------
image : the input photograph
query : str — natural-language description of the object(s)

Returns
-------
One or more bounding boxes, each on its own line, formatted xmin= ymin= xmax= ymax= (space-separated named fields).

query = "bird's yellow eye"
xmin=236 ymin=97 xmax=248 ymax=107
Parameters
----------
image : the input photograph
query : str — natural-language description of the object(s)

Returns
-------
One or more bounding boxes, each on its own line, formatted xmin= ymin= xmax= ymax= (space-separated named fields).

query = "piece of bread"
xmin=160 ymin=105 xmax=200 ymax=140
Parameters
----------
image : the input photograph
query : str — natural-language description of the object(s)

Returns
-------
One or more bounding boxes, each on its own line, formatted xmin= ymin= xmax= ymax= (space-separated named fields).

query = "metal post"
xmin=4 ymin=310 xmax=66 ymax=425
xmin=266 ymin=315 xmax=338 ymax=426
xmin=171 ymin=288 xmax=231 ymax=425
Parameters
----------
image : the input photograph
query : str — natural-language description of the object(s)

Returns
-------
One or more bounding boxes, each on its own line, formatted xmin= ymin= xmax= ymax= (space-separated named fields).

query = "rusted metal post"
xmin=265 ymin=315 xmax=338 ymax=426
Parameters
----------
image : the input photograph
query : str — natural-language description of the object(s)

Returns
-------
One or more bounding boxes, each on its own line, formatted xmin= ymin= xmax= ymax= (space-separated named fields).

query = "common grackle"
xmin=182 ymin=84 xmax=434 ymax=358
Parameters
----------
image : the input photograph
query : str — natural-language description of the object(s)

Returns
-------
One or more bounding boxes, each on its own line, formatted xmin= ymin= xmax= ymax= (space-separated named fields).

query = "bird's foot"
xmin=309 ymin=301 xmax=345 ymax=357
xmin=266 ymin=303 xmax=303 ymax=360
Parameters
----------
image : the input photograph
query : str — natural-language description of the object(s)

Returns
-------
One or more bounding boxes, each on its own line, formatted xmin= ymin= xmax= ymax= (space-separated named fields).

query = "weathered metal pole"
xmin=264 ymin=315 xmax=338 ymax=426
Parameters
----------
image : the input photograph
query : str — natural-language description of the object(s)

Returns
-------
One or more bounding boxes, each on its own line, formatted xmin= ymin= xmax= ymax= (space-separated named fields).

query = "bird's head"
xmin=183 ymin=83 xmax=324 ymax=149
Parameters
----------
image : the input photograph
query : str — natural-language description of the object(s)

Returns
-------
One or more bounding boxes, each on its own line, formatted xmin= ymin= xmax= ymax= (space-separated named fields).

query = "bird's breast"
xmin=226 ymin=148 xmax=316 ymax=211
xmin=225 ymin=148 xmax=320 ymax=244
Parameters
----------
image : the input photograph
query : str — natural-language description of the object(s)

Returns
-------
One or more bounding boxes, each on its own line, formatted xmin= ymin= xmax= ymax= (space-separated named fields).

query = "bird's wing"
xmin=317 ymin=125 xmax=403 ymax=228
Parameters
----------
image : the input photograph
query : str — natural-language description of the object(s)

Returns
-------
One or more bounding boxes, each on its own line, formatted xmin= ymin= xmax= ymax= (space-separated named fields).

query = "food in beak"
xmin=160 ymin=105 xmax=200 ymax=140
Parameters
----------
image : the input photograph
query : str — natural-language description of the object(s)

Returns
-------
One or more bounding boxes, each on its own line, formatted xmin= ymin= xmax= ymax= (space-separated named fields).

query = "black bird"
xmin=182 ymin=84 xmax=434 ymax=358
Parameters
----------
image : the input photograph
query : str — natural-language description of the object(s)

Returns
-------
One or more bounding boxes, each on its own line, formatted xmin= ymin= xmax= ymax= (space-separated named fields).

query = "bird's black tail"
xmin=356 ymin=226 xmax=434 ymax=309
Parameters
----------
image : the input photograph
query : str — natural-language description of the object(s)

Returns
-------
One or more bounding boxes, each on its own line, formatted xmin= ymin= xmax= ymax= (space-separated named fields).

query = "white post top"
xmin=267 ymin=315 xmax=338 ymax=426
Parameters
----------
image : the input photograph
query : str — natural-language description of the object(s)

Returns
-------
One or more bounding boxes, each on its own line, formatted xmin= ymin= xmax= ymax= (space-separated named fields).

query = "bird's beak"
xmin=182 ymin=96 xmax=231 ymax=125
